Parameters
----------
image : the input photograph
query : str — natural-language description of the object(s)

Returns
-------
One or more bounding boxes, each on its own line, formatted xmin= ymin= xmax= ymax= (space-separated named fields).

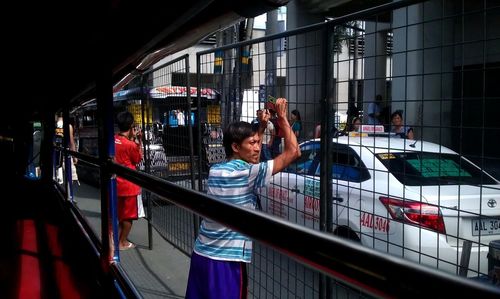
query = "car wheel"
xmin=334 ymin=226 xmax=361 ymax=242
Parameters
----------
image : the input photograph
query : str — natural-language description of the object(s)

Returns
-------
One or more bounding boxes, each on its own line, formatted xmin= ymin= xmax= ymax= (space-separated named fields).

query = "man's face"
xmin=233 ymin=133 xmax=261 ymax=164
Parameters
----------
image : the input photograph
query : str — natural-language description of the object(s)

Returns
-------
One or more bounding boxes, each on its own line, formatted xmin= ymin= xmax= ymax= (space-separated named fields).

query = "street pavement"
xmin=73 ymin=183 xmax=190 ymax=299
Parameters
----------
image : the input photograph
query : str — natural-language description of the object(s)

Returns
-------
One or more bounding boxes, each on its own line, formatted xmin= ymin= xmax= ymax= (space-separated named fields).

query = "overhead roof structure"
xmin=5 ymin=0 xmax=393 ymax=124
xmin=6 ymin=0 xmax=289 ymax=123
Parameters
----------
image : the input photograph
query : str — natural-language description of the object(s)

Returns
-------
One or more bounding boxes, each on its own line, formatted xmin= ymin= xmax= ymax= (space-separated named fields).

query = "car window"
xmin=285 ymin=142 xmax=320 ymax=175
xmin=377 ymin=152 xmax=497 ymax=186
xmin=312 ymin=144 xmax=370 ymax=182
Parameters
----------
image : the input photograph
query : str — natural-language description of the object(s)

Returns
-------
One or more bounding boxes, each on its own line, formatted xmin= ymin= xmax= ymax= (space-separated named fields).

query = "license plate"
xmin=472 ymin=218 xmax=500 ymax=236
xmin=168 ymin=162 xmax=190 ymax=171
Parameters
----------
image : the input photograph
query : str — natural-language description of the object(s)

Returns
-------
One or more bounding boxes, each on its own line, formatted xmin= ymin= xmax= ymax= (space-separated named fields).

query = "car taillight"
xmin=379 ymin=197 xmax=446 ymax=234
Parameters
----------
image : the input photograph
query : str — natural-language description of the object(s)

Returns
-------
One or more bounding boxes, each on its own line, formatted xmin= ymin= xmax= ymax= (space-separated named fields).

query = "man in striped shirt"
xmin=186 ymin=98 xmax=300 ymax=299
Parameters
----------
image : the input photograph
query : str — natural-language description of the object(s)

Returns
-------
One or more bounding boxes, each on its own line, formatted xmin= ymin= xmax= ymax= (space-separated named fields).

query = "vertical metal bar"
xmin=141 ymin=76 xmax=151 ymax=175
xmin=319 ymin=23 xmax=334 ymax=299
xmin=457 ymin=0 xmax=466 ymax=262
xmin=224 ymin=30 xmax=234 ymax=125
xmin=233 ymin=23 xmax=241 ymax=122
xmin=146 ymin=188 xmax=153 ymax=250
xmin=42 ymin=112 xmax=55 ymax=185
xmin=459 ymin=240 xmax=472 ymax=276
xmin=186 ymin=56 xmax=197 ymax=190
xmin=265 ymin=10 xmax=278 ymax=99
xmin=196 ymin=54 xmax=203 ymax=193
xmin=353 ymin=24 xmax=359 ymax=106
xmin=478 ymin=2 xmax=487 ymax=264
xmin=63 ymin=107 xmax=74 ymax=202
xmin=96 ymin=56 xmax=119 ymax=266
xmin=194 ymin=53 xmax=202 ymax=237
xmin=141 ymin=74 xmax=154 ymax=250
xmin=324 ymin=25 xmax=335 ymax=236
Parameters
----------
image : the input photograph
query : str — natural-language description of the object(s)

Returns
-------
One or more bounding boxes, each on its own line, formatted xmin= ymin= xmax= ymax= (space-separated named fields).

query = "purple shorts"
xmin=185 ymin=252 xmax=248 ymax=299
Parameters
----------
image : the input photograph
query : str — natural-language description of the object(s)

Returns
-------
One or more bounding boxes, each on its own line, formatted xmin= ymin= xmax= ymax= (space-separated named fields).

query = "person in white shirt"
xmin=260 ymin=110 xmax=274 ymax=161
xmin=176 ymin=109 xmax=185 ymax=126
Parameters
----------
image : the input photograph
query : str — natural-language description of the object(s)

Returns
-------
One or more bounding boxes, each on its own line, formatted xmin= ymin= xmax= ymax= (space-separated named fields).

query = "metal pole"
xmin=265 ymin=9 xmax=279 ymax=98
xmin=353 ymin=23 xmax=359 ymax=107
xmin=96 ymin=41 xmax=119 ymax=267
xmin=319 ymin=24 xmax=334 ymax=299
xmin=195 ymin=54 xmax=202 ymax=237
xmin=186 ymin=56 xmax=197 ymax=190
xmin=63 ymin=107 xmax=74 ymax=203
xmin=141 ymin=74 xmax=154 ymax=250
xmin=41 ymin=112 xmax=55 ymax=185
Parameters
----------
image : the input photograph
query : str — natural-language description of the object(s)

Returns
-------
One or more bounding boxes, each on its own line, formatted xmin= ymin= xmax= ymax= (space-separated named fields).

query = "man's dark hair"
xmin=116 ymin=111 xmax=134 ymax=132
xmin=223 ymin=121 xmax=256 ymax=158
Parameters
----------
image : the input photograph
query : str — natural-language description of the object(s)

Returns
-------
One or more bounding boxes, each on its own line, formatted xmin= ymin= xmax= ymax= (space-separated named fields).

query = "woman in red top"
xmin=114 ymin=111 xmax=143 ymax=250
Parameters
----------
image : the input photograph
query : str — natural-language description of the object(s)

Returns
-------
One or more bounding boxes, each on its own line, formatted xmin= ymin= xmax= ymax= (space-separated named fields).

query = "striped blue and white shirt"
xmin=193 ymin=159 xmax=274 ymax=263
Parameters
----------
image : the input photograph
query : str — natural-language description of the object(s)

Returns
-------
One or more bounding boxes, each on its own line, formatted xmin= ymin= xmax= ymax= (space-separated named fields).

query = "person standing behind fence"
xmin=176 ymin=109 xmax=185 ymax=126
xmin=291 ymin=109 xmax=302 ymax=139
xmin=268 ymin=106 xmax=283 ymax=158
xmin=252 ymin=109 xmax=274 ymax=161
xmin=55 ymin=113 xmax=78 ymax=185
xmin=390 ymin=110 xmax=414 ymax=140
xmin=251 ymin=109 xmax=261 ymax=129
xmin=114 ymin=111 xmax=143 ymax=250
xmin=349 ymin=117 xmax=362 ymax=132
xmin=185 ymin=98 xmax=301 ymax=299
xmin=366 ymin=94 xmax=383 ymax=125
xmin=260 ymin=110 xmax=275 ymax=161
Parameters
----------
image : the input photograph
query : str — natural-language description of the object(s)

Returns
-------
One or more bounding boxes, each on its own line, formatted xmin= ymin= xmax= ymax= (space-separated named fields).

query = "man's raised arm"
xmin=272 ymin=98 xmax=301 ymax=175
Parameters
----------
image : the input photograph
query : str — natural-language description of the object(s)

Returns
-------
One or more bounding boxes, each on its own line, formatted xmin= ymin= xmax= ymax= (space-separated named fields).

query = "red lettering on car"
xmin=361 ymin=213 xmax=390 ymax=232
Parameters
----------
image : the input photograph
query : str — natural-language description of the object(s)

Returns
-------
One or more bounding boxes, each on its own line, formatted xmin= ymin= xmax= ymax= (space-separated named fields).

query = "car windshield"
xmin=376 ymin=152 xmax=497 ymax=186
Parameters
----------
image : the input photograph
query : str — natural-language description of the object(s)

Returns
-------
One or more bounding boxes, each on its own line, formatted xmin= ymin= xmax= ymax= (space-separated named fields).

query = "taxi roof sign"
xmin=360 ymin=125 xmax=385 ymax=133
xmin=150 ymin=86 xmax=218 ymax=99
xmin=348 ymin=132 xmax=368 ymax=137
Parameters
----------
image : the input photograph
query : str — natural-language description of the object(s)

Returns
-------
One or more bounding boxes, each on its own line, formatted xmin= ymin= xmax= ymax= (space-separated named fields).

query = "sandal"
xmin=119 ymin=242 xmax=136 ymax=251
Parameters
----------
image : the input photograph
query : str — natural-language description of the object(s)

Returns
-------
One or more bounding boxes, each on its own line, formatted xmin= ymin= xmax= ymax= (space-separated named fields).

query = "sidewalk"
xmin=73 ymin=183 xmax=190 ymax=299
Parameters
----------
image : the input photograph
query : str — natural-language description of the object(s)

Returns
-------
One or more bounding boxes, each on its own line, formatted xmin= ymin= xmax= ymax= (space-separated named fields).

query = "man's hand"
xmin=258 ymin=109 xmax=270 ymax=125
xmin=135 ymin=128 xmax=143 ymax=144
xmin=275 ymin=98 xmax=288 ymax=119
xmin=271 ymin=97 xmax=301 ymax=175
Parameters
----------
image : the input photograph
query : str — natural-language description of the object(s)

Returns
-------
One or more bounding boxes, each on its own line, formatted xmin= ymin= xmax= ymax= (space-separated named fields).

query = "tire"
xmin=334 ymin=226 xmax=361 ymax=242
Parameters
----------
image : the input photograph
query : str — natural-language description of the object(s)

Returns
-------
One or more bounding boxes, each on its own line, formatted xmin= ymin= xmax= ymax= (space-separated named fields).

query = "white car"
xmin=260 ymin=135 xmax=500 ymax=277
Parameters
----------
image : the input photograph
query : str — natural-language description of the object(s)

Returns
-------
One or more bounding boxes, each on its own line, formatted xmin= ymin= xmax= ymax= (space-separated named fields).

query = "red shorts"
xmin=118 ymin=195 xmax=138 ymax=221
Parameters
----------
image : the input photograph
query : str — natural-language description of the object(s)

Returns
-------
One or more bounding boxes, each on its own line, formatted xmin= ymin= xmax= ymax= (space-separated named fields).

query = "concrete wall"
xmin=392 ymin=0 xmax=500 ymax=148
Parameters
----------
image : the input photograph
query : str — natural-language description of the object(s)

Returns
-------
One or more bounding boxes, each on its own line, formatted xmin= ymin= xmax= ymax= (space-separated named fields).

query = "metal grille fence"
xmin=148 ymin=189 xmax=196 ymax=255
xmin=194 ymin=0 xmax=500 ymax=294
xmin=142 ymin=55 xmax=196 ymax=189
xmin=139 ymin=55 xmax=200 ymax=255
xmin=326 ymin=0 xmax=500 ymax=280
xmin=68 ymin=0 xmax=500 ymax=296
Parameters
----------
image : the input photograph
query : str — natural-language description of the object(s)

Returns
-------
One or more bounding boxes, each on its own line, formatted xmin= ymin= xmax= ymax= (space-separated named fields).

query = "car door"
xmin=262 ymin=141 xmax=321 ymax=229
xmin=310 ymin=143 xmax=370 ymax=232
